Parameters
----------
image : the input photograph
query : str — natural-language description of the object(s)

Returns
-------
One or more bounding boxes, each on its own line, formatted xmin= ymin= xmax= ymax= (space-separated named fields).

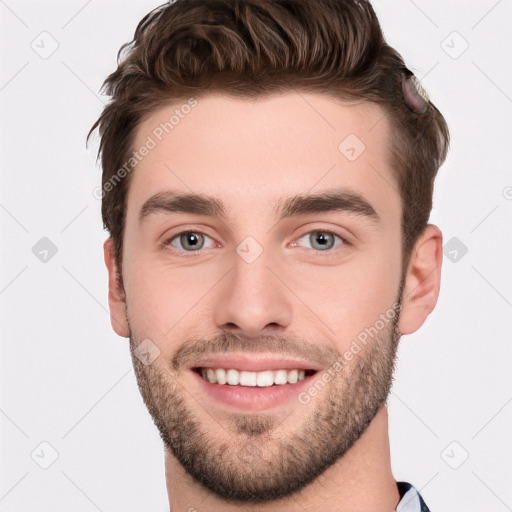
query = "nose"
xmin=213 ymin=249 xmax=293 ymax=338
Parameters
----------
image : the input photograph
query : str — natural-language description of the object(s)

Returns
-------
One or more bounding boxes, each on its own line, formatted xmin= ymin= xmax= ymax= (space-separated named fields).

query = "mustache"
xmin=171 ymin=331 xmax=340 ymax=372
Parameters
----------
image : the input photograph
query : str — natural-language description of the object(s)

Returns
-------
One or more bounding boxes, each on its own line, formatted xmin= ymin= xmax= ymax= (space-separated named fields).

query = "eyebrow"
xmin=138 ymin=188 xmax=380 ymax=224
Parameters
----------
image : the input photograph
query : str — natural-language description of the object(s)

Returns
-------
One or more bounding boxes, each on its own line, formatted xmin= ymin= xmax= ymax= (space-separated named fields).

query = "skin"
xmin=103 ymin=92 xmax=443 ymax=512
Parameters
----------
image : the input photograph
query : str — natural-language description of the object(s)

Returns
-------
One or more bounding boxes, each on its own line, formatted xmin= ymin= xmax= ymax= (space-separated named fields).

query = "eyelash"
xmin=162 ymin=229 xmax=350 ymax=257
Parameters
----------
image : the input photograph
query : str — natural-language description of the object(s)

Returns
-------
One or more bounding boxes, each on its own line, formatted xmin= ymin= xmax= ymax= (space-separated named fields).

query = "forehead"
xmin=126 ymin=92 xmax=398 ymax=225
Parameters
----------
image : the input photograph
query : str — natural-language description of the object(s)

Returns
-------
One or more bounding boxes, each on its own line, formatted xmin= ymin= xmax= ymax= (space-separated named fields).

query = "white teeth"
xmin=199 ymin=368 xmax=312 ymax=386
xmin=226 ymin=369 xmax=239 ymax=385
xmin=206 ymin=368 xmax=217 ymax=383
xmin=216 ymin=368 xmax=227 ymax=384
xmin=274 ymin=369 xmax=288 ymax=385
xmin=256 ymin=370 xmax=274 ymax=387
xmin=240 ymin=371 xmax=257 ymax=386
xmin=287 ymin=369 xmax=298 ymax=384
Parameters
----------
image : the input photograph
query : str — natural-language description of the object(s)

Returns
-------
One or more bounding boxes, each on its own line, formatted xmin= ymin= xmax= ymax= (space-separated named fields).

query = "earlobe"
xmin=103 ymin=238 xmax=131 ymax=338
xmin=398 ymin=224 xmax=443 ymax=335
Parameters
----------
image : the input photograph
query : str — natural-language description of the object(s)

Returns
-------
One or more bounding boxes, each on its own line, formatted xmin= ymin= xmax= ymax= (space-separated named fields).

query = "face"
xmin=104 ymin=92 xmax=433 ymax=503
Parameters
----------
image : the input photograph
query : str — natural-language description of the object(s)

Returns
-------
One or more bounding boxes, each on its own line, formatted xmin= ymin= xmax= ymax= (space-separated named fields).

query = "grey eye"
xmin=295 ymin=231 xmax=344 ymax=251
xmin=168 ymin=232 xmax=215 ymax=252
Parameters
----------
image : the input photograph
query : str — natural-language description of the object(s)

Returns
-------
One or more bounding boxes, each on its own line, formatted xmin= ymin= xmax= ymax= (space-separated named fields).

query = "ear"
xmin=398 ymin=224 xmax=443 ymax=335
xmin=103 ymin=237 xmax=130 ymax=338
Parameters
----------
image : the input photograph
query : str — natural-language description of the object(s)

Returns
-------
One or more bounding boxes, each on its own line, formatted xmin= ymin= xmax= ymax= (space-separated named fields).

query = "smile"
xmin=195 ymin=367 xmax=317 ymax=387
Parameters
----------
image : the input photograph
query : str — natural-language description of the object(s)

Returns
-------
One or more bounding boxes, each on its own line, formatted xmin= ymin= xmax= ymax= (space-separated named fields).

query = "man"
xmin=88 ymin=0 xmax=449 ymax=510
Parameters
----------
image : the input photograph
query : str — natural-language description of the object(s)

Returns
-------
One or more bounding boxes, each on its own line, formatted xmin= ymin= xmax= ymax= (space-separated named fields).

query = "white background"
xmin=1 ymin=1 xmax=511 ymax=510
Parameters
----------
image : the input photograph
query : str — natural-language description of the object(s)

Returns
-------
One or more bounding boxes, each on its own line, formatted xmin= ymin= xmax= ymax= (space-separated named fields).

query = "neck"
xmin=164 ymin=403 xmax=400 ymax=512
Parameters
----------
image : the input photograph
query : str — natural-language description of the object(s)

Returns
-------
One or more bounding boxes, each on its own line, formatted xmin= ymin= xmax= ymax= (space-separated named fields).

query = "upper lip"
xmin=189 ymin=354 xmax=321 ymax=372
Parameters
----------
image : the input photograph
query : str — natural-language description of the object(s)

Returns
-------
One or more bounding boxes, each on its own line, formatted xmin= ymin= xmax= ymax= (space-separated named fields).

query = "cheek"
xmin=122 ymin=256 xmax=220 ymax=341
xmin=290 ymin=243 xmax=402 ymax=350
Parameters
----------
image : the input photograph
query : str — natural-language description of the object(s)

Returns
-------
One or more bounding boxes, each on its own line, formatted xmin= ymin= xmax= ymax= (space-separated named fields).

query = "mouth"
xmin=188 ymin=355 xmax=321 ymax=411
xmin=192 ymin=367 xmax=317 ymax=387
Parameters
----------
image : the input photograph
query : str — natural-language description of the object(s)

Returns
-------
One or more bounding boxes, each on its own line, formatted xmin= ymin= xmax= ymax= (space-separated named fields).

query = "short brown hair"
xmin=88 ymin=0 xmax=449 ymax=276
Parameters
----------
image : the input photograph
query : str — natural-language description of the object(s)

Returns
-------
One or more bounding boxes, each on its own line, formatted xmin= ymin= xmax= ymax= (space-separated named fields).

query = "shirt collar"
xmin=395 ymin=481 xmax=431 ymax=512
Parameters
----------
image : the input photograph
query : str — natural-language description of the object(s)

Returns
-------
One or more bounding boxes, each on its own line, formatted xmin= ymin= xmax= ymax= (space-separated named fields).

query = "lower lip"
xmin=191 ymin=370 xmax=317 ymax=411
